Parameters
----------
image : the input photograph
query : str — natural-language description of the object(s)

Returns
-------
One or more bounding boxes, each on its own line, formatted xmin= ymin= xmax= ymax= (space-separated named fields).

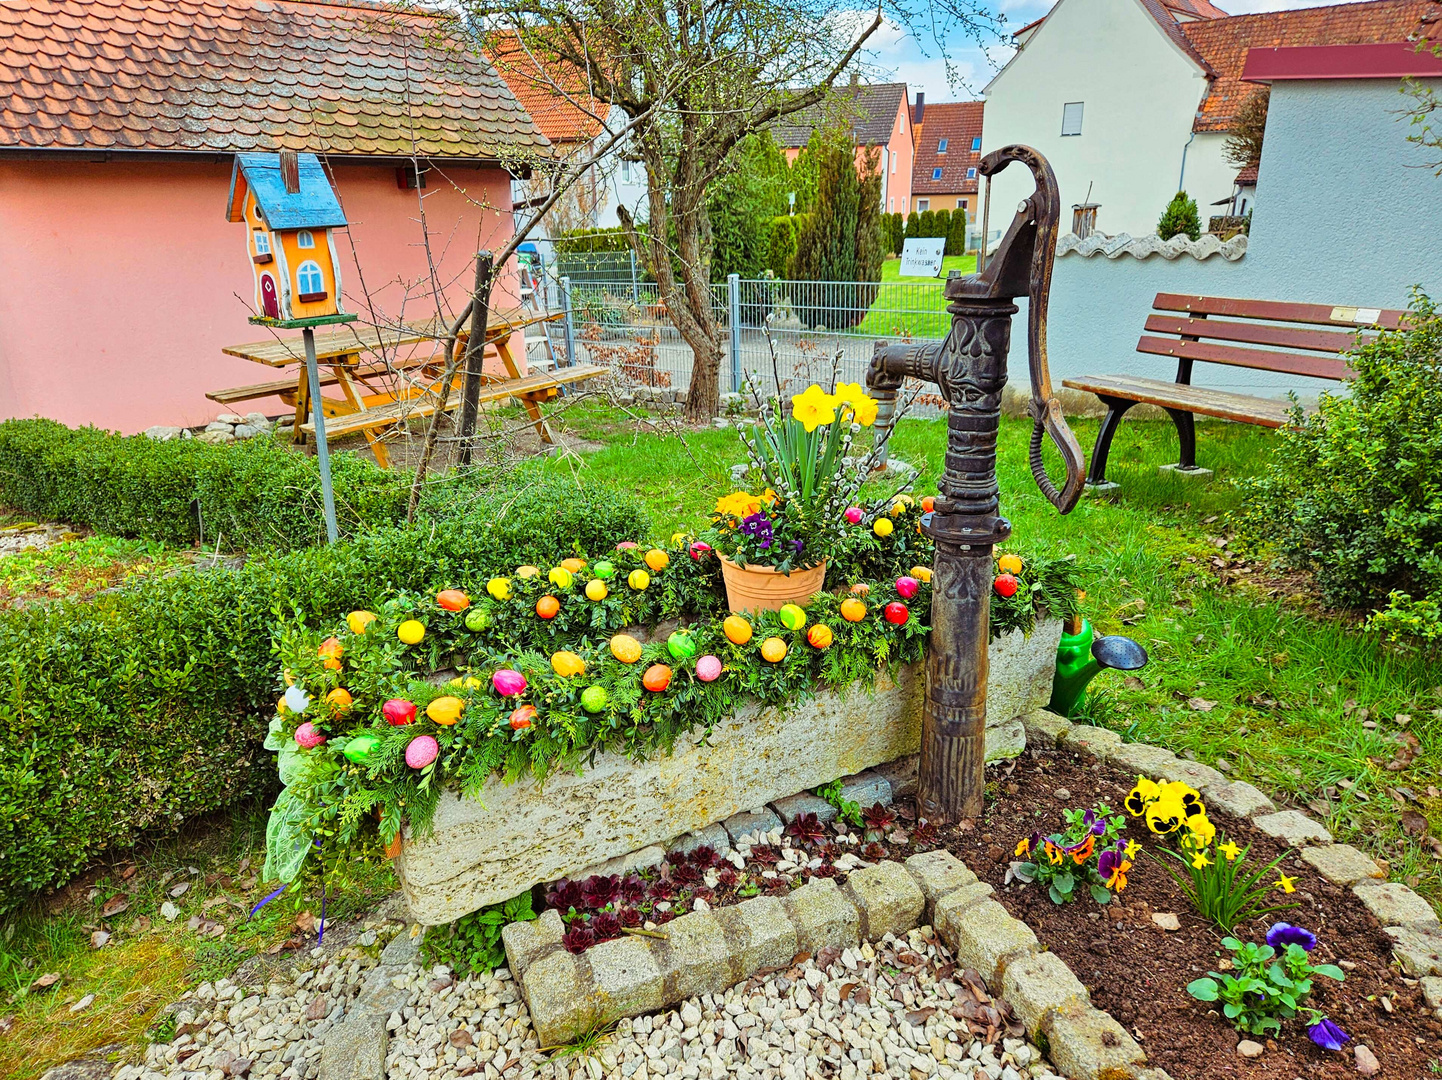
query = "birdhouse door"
xmin=260 ymin=273 xmax=280 ymax=319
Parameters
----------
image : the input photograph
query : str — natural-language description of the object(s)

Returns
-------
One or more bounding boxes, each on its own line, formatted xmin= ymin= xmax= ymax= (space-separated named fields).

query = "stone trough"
xmin=395 ymin=619 xmax=1062 ymax=925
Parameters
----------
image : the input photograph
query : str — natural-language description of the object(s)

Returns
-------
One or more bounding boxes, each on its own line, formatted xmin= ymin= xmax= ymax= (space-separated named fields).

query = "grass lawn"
xmin=850 ymin=254 xmax=975 ymax=339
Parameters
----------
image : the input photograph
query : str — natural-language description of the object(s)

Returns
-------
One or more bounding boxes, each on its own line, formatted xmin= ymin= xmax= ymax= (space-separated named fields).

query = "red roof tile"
xmin=484 ymin=32 xmax=607 ymax=146
xmin=910 ymin=101 xmax=984 ymax=197
xmin=0 ymin=0 xmax=549 ymax=159
xmin=1183 ymin=0 xmax=1432 ymax=131
xmin=773 ymin=82 xmax=909 ymax=149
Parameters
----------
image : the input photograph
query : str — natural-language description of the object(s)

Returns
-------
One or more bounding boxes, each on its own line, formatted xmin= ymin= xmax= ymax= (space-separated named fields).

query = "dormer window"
xmin=296 ymin=230 xmax=316 ymax=249
xmin=972 ymin=137 xmax=981 ymax=151
xmin=296 ymin=260 xmax=327 ymax=302
xmin=937 ymin=138 xmax=948 ymax=153
xmin=967 ymin=167 xmax=977 ymax=179
xmin=252 ymin=229 xmax=273 ymax=264
xmin=932 ymin=167 xmax=943 ymax=180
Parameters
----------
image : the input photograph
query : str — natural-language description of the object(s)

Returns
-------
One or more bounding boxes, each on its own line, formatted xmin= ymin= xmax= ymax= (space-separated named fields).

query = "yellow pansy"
xmin=1218 ymin=840 xmax=1242 ymax=861
xmin=1125 ymin=776 xmax=1161 ymax=817
xmin=791 ymin=384 xmax=839 ymax=433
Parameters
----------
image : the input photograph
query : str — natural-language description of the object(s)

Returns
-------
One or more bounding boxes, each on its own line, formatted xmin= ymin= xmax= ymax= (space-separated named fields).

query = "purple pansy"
xmin=1082 ymin=809 xmax=1107 ymax=836
xmin=1265 ymin=922 xmax=1317 ymax=952
xmin=740 ymin=512 xmax=774 ymax=550
xmin=1307 ymin=1017 xmax=1348 ymax=1051
xmin=1097 ymin=848 xmax=1123 ymax=880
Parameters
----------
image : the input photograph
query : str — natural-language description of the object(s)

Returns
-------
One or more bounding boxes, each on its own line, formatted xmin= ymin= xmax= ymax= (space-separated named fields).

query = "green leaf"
xmin=1186 ymin=978 xmax=1220 ymax=1002
xmin=1311 ymin=964 xmax=1345 ymax=981
xmin=1089 ymin=884 xmax=1112 ymax=905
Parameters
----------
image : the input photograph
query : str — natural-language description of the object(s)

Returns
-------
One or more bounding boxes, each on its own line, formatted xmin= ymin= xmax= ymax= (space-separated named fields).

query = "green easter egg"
xmin=464 ymin=608 xmax=489 ymax=632
xmin=343 ymin=733 xmax=382 ymax=764
xmin=667 ymin=630 xmax=698 ymax=661
xmin=593 ymin=560 xmax=616 ymax=580
xmin=778 ymin=604 xmax=807 ymax=631
xmin=580 ymin=685 xmax=608 ymax=713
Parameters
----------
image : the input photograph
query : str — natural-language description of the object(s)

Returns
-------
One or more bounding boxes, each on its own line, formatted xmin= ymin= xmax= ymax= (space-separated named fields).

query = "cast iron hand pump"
xmin=866 ymin=146 xmax=1086 ymax=822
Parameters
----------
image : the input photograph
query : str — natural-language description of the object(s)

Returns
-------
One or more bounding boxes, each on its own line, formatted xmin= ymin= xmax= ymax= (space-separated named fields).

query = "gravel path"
xmin=118 ymin=925 xmax=1066 ymax=1080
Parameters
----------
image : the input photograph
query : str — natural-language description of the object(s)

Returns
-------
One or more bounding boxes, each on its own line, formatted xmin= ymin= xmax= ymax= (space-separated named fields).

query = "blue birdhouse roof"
xmin=227 ymin=152 xmax=348 ymax=230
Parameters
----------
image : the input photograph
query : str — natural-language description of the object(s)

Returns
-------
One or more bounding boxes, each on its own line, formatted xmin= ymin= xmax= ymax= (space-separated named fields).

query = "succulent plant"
xmin=562 ymin=924 xmax=595 ymax=954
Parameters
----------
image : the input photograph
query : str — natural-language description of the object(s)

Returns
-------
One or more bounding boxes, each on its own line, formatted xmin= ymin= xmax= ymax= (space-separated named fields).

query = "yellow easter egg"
xmin=645 ymin=548 xmax=670 ymax=572
xmin=610 ymin=634 xmax=643 ymax=664
xmin=398 ymin=620 xmax=425 ymax=645
xmin=346 ymin=610 xmax=377 ymax=635
xmin=760 ymin=637 xmax=788 ymax=663
xmin=585 ymin=578 xmax=609 ymax=601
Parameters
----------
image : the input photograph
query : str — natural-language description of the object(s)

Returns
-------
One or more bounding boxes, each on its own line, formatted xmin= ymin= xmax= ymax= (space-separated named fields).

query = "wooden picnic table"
xmin=213 ymin=310 xmax=597 ymax=468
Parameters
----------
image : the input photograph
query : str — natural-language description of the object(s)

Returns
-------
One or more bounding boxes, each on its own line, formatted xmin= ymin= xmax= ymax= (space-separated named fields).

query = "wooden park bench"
xmin=1062 ymin=293 xmax=1408 ymax=488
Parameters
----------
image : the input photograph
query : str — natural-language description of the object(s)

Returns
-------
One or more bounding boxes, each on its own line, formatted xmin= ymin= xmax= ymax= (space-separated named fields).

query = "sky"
xmin=863 ymin=0 xmax=1380 ymax=102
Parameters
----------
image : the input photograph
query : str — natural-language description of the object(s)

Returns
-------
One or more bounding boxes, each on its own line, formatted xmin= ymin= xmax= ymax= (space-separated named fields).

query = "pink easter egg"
xmin=689 ymin=541 xmax=712 ymax=560
xmin=405 ymin=735 xmax=439 ymax=769
xmin=695 ymin=654 xmax=723 ymax=682
xmin=615 ymin=541 xmax=639 ymax=550
xmin=492 ymin=668 xmax=528 ymax=696
xmin=844 ymin=506 xmax=863 ymax=524
xmin=896 ymin=576 xmax=919 ymax=599
xmin=294 ymin=722 xmax=326 ymax=749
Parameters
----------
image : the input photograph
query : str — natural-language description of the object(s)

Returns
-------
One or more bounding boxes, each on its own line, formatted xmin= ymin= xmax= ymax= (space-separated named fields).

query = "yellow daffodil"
xmin=1275 ymin=873 xmax=1298 ymax=894
xmin=833 ymin=382 xmax=879 ymax=426
xmin=1124 ymin=839 xmax=1141 ymax=859
xmin=791 ymin=384 xmax=839 ymax=433
xmin=1218 ymin=840 xmax=1242 ymax=862
xmin=1191 ymin=850 xmax=1213 ymax=870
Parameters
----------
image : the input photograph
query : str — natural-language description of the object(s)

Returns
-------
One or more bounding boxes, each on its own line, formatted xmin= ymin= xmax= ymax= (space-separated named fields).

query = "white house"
xmin=980 ymin=0 xmax=1429 ymax=237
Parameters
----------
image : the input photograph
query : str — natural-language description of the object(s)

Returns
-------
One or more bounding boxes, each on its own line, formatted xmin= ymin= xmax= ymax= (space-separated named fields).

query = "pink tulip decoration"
xmin=492 ymin=668 xmax=528 ymax=696
xmin=294 ymin=722 xmax=326 ymax=749
xmin=405 ymin=735 xmax=439 ymax=769
xmin=844 ymin=506 xmax=863 ymax=524
xmin=895 ymin=576 xmax=919 ymax=599
xmin=695 ymin=654 xmax=723 ymax=682
xmin=688 ymin=541 xmax=712 ymax=560
xmin=382 ymin=698 xmax=417 ymax=726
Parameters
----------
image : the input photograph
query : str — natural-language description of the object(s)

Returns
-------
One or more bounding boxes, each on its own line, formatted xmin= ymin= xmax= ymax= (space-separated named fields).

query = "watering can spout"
xmin=1047 ymin=617 xmax=1149 ymax=718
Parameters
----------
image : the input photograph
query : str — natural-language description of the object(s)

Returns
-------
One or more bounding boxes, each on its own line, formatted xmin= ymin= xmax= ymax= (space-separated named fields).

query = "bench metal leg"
xmin=1086 ymin=395 xmax=1136 ymax=489
xmin=1163 ymin=408 xmax=1198 ymax=470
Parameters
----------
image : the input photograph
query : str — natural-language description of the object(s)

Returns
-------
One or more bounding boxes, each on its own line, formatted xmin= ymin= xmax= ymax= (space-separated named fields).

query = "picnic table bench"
xmin=1062 ymin=293 xmax=1408 ymax=489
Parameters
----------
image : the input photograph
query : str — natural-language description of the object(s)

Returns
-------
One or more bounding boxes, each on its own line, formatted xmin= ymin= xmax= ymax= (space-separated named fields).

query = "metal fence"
xmin=531 ymin=273 xmax=953 ymax=414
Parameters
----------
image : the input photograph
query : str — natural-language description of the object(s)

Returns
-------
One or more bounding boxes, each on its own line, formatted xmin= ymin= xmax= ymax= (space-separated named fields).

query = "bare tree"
xmin=1222 ymin=86 xmax=1268 ymax=171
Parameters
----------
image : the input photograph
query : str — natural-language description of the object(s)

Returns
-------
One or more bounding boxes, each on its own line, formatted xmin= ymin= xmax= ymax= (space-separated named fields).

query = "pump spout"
xmin=1048 ymin=618 xmax=1149 ymax=718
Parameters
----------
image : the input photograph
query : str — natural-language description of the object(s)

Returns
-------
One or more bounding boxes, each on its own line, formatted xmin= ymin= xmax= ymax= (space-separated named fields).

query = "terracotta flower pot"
xmin=718 ymin=555 xmax=828 ymax=613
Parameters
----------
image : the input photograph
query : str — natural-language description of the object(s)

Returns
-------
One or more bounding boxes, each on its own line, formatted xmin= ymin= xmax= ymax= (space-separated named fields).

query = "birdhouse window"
xmin=296 ymin=260 xmax=327 ymax=302
xmin=296 ymin=230 xmax=316 ymax=249
xmin=252 ymin=229 xmax=273 ymax=264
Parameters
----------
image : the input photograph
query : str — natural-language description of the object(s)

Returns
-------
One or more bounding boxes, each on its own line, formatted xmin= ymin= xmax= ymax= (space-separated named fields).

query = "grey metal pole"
xmin=872 ymin=392 xmax=896 ymax=470
xmin=560 ymin=276 xmax=577 ymax=368
xmin=727 ymin=272 xmax=741 ymax=393
xmin=302 ymin=327 xmax=338 ymax=544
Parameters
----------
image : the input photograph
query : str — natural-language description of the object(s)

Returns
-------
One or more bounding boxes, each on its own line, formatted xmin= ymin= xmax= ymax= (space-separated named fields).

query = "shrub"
xmin=946 ymin=206 xmax=970 ymax=255
xmin=1238 ymin=291 xmax=1442 ymax=642
xmin=0 ymin=475 xmax=650 ymax=913
xmin=0 ymin=420 xmax=407 ymax=550
xmin=766 ymin=215 xmax=800 ymax=279
xmin=553 ymin=227 xmax=632 ymax=254
xmin=904 ymin=211 xmax=920 ymax=239
xmin=918 ymin=209 xmax=937 ymax=239
xmin=1157 ymin=191 xmax=1202 ymax=241
xmin=790 ymin=131 xmax=884 ymax=329
xmin=886 ymin=212 xmax=905 ymax=256
xmin=707 ymin=133 xmax=790 ymax=280
xmin=933 ymin=209 xmax=951 ymax=244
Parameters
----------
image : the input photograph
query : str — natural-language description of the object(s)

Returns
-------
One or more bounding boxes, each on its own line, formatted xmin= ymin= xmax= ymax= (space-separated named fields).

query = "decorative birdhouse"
xmin=226 ymin=150 xmax=349 ymax=325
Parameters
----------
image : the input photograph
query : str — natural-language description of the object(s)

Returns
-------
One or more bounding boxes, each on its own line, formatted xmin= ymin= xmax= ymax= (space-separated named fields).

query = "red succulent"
xmin=546 ymin=879 xmax=582 ymax=912
xmin=861 ymin=803 xmax=896 ymax=833
xmin=648 ymin=879 xmax=677 ymax=903
xmin=912 ymin=819 xmax=939 ymax=846
xmin=591 ymin=912 xmax=622 ymax=941
xmin=690 ymin=845 xmax=720 ymax=869
xmin=562 ymin=924 xmax=595 ymax=954
xmin=616 ymin=906 xmax=642 ymax=928
xmin=862 ymin=841 xmax=889 ymax=860
xmin=664 ymin=850 xmax=689 ymax=867
xmin=810 ymin=862 xmax=839 ymax=878
xmin=673 ymin=861 xmax=702 ymax=885
xmin=619 ymin=874 xmax=647 ymax=904
xmin=750 ymin=844 xmax=780 ymax=865
xmin=580 ymin=874 xmax=619 ymax=909
xmin=715 ymin=867 xmax=739 ymax=889
xmin=653 ymin=908 xmax=675 ymax=925
xmin=785 ymin=813 xmax=827 ymax=845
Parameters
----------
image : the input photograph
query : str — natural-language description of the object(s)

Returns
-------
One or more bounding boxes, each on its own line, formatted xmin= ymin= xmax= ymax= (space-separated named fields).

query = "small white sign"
xmin=899 ymin=237 xmax=946 ymax=278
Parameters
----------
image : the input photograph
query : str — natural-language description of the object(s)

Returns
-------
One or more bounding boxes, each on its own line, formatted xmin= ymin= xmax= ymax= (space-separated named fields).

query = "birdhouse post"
xmin=226 ymin=150 xmax=355 ymax=542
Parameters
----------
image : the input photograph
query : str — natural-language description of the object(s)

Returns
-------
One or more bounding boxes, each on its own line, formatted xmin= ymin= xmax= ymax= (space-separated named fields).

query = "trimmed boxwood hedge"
xmin=0 ymin=476 xmax=651 ymax=913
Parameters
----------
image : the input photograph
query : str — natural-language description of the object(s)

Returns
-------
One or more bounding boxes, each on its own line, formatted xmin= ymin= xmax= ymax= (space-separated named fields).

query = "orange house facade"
xmin=0 ymin=0 xmax=550 ymax=434
xmin=775 ymin=81 xmax=915 ymax=215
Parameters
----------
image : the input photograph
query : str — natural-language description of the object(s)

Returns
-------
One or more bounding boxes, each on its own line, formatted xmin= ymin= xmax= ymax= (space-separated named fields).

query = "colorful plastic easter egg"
xmin=509 ymin=704 xmax=537 ymax=730
xmin=642 ymin=664 xmax=672 ymax=692
xmin=628 ymin=568 xmax=650 ymax=591
xmin=921 ymin=496 xmax=935 ymax=513
xmin=383 ymin=699 xmax=416 ymax=726
xmin=284 ymin=684 xmax=311 ymax=714
xmin=997 ymin=553 xmax=1024 ymax=575
xmin=516 ymin=565 xmax=541 ymax=579
xmin=891 ymin=502 xmax=906 ymax=516
xmin=398 ymin=620 xmax=425 ymax=645
xmin=405 ymin=735 xmax=438 ymax=769
xmin=346 ymin=610 xmax=377 ymax=635
xmin=610 ymin=634 xmax=643 ymax=663
xmin=850 ymin=582 xmax=871 ymax=597
xmin=666 ymin=630 xmax=698 ymax=661
xmin=645 ymin=548 xmax=670 ymax=572
xmin=844 ymin=507 xmax=863 ymax=525
xmin=778 ymin=604 xmax=807 ymax=631
xmin=464 ymin=608 xmax=489 ymax=632
xmin=840 ymin=598 xmax=867 ymax=623
xmin=492 ymin=669 xmax=527 ymax=696
xmin=486 ymin=577 xmax=511 ymax=601
xmin=807 ymin=624 xmax=834 ymax=649
xmin=581 ymin=685 xmax=609 ymax=713
xmin=695 ymin=654 xmax=723 ymax=682
xmin=536 ymin=595 xmax=561 ymax=620
xmin=910 ymin=565 xmax=933 ymax=584
xmin=427 ymin=696 xmax=464 ymax=725
xmin=551 ymin=651 xmax=586 ymax=677
xmin=873 ymin=517 xmax=894 ymax=537
xmin=760 ymin=637 xmax=788 ymax=663
xmin=723 ymin=615 xmax=753 ymax=645
xmin=344 ymin=733 xmax=381 ymax=764
xmin=585 ymin=578 xmax=609 ymax=601
xmin=548 ymin=566 xmax=574 ymax=589
xmin=994 ymin=573 xmax=1019 ymax=598
xmin=884 ymin=601 xmax=909 ymax=625
xmin=895 ymin=576 xmax=919 ymax=600
xmin=437 ymin=589 xmax=470 ymax=611
xmin=318 ymin=636 xmax=343 ymax=659
xmin=294 ymin=722 xmax=326 ymax=749
xmin=326 ymin=688 xmax=353 ymax=714
xmin=616 ymin=541 xmax=639 ymax=551
xmin=593 ymin=560 xmax=616 ymax=580
xmin=688 ymin=541 xmax=712 ymax=560
xmin=464 ymin=676 xmax=481 ymax=690
xmin=560 ymin=557 xmax=587 ymax=574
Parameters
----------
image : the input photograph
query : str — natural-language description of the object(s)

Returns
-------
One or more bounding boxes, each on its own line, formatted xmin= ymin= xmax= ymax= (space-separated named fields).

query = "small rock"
xmin=711 ymin=418 xmax=730 ymax=429
xmin=679 ymin=1002 xmax=702 ymax=1027
xmin=197 ymin=430 xmax=234 ymax=444
xmin=1052 ymin=788 xmax=1071 ymax=801
xmin=1151 ymin=912 xmax=1181 ymax=931
xmin=449 ymin=1029 xmax=474 ymax=1048
xmin=1354 ymin=1045 xmax=1380 ymax=1075
xmin=1215 ymin=758 xmax=1231 ymax=773
xmin=232 ymin=423 xmax=268 ymax=439
xmin=243 ymin=412 xmax=270 ymax=427
xmin=1237 ymin=1040 xmax=1264 ymax=1058
xmin=216 ymin=413 xmax=245 ymax=425
xmin=205 ymin=421 xmax=236 ymax=433
xmin=144 ymin=425 xmax=184 ymax=441
xmin=305 ymin=995 xmax=329 ymax=1021
xmin=69 ymin=993 xmax=95 ymax=1013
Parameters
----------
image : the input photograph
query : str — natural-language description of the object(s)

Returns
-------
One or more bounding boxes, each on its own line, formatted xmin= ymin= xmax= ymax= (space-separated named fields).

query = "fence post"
xmin=560 ymin=275 xmax=577 ymax=368
xmin=727 ymin=273 xmax=741 ymax=393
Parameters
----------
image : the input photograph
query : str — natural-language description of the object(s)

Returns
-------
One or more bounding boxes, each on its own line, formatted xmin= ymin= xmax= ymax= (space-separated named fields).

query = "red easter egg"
xmin=382 ymin=698 xmax=417 ymax=726
xmin=994 ymin=573 xmax=1019 ymax=598
xmin=884 ymin=602 xmax=909 ymax=625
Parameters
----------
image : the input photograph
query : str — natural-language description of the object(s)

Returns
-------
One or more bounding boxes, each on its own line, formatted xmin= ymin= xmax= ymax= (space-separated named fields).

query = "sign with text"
xmin=899 ymin=237 xmax=946 ymax=278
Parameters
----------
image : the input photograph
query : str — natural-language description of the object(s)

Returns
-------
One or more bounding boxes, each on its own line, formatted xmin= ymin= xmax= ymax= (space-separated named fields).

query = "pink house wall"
xmin=0 ymin=158 xmax=522 ymax=433
xmin=778 ymin=93 xmax=914 ymax=215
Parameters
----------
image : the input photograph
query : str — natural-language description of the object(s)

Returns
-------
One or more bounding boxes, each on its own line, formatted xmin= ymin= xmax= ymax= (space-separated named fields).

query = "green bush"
xmin=933 ymin=209 xmax=951 ymax=243
xmin=904 ymin=211 xmax=920 ymax=239
xmin=790 ymin=130 xmax=884 ymax=328
xmin=0 ymin=475 xmax=651 ymax=913
xmin=1157 ymin=191 xmax=1202 ymax=241
xmin=708 ymin=133 xmax=790 ymax=280
xmin=553 ymin=227 xmax=632 ymax=254
xmin=947 ymin=208 xmax=970 ymax=255
xmin=0 ymin=420 xmax=407 ymax=551
xmin=1239 ymin=291 xmax=1442 ymax=643
xmin=887 ymin=212 xmax=905 ymax=256
xmin=918 ymin=209 xmax=937 ymax=239
xmin=766 ymin=215 xmax=800 ymax=279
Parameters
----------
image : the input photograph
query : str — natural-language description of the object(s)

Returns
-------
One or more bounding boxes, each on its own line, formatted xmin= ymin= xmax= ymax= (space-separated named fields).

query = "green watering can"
xmin=1048 ymin=616 xmax=1149 ymax=718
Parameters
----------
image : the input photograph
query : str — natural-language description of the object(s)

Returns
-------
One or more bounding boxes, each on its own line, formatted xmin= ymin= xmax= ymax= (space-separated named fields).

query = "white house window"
xmin=296 ymin=230 xmax=316 ymax=249
xmin=958 ymin=199 xmax=968 ymax=210
xmin=899 ymin=112 xmax=905 ymax=133
xmin=888 ymin=197 xmax=894 ymax=211
xmin=937 ymin=138 xmax=948 ymax=153
xmin=620 ymin=160 xmax=636 ymax=184
xmin=296 ymin=260 xmax=326 ymax=300
xmin=966 ymin=167 xmax=977 ymax=179
xmin=890 ymin=155 xmax=897 ymax=174
xmin=253 ymin=230 xmax=271 ymax=255
xmin=917 ymin=199 xmax=930 ymax=211
xmin=971 ymin=137 xmax=981 ymax=151
xmin=1061 ymin=102 xmax=1084 ymax=136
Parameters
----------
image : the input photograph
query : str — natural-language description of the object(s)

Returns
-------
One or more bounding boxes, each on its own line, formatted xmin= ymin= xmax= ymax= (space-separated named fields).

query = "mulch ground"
xmin=920 ymin=745 xmax=1442 ymax=1080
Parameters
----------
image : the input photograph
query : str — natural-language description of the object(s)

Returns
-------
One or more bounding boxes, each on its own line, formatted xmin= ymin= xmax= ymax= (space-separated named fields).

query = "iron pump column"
xmin=866 ymin=146 xmax=1086 ymax=823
